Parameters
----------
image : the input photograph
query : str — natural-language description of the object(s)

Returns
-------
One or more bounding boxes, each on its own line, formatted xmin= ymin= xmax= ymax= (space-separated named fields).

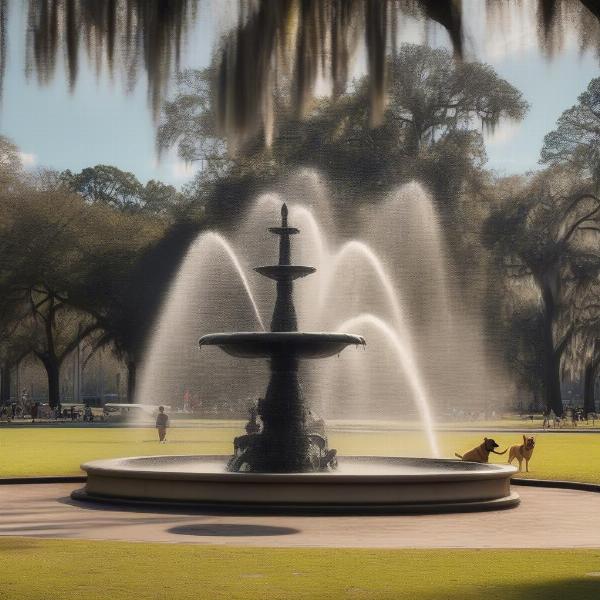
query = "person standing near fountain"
xmin=156 ymin=406 xmax=169 ymax=443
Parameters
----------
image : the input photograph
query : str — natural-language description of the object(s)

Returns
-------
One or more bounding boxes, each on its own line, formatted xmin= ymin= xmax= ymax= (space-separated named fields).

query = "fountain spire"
xmin=255 ymin=203 xmax=315 ymax=332
xmin=279 ymin=203 xmax=290 ymax=265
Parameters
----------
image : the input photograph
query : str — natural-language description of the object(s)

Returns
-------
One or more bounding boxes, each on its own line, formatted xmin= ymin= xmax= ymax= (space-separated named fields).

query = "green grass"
xmin=1 ymin=538 xmax=599 ymax=600
xmin=1 ymin=425 xmax=599 ymax=482
xmin=2 ymin=431 xmax=600 ymax=599
xmin=334 ymin=417 xmax=600 ymax=430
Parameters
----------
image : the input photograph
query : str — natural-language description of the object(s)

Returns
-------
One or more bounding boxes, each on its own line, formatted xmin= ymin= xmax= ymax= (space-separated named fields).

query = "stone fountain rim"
xmin=80 ymin=454 xmax=518 ymax=483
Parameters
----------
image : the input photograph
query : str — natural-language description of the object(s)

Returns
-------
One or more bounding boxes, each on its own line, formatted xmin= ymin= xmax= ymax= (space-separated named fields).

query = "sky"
xmin=1 ymin=1 xmax=599 ymax=188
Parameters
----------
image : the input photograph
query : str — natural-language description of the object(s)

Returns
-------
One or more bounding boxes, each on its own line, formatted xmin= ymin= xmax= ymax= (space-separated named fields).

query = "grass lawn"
xmin=0 ymin=538 xmax=599 ymax=600
xmin=2 ymin=430 xmax=600 ymax=600
xmin=1 ymin=424 xmax=599 ymax=482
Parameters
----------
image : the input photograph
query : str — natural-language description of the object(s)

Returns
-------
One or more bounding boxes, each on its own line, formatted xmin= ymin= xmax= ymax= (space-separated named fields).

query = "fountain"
xmin=73 ymin=204 xmax=519 ymax=512
xmin=198 ymin=203 xmax=364 ymax=473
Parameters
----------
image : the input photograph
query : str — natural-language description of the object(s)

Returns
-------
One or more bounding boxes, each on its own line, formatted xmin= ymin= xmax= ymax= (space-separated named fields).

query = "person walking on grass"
xmin=156 ymin=406 xmax=169 ymax=443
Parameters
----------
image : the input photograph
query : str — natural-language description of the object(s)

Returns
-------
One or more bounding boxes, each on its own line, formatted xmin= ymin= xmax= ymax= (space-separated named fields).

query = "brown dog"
xmin=455 ymin=438 xmax=507 ymax=463
xmin=508 ymin=435 xmax=536 ymax=472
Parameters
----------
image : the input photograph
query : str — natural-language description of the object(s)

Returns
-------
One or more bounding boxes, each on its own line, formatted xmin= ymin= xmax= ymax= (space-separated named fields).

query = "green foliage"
xmin=483 ymin=167 xmax=600 ymax=413
xmin=158 ymin=45 xmax=527 ymax=222
xmin=0 ymin=163 xmax=170 ymax=404
xmin=60 ymin=164 xmax=184 ymax=216
xmin=0 ymin=135 xmax=24 ymax=188
xmin=157 ymin=68 xmax=228 ymax=172
xmin=66 ymin=202 xmax=167 ymax=375
xmin=387 ymin=45 xmax=528 ymax=153
xmin=541 ymin=77 xmax=600 ymax=187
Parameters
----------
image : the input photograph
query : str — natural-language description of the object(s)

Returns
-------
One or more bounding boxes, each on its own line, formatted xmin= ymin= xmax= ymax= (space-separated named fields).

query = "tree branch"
xmin=561 ymin=194 xmax=600 ymax=243
xmin=56 ymin=323 xmax=100 ymax=363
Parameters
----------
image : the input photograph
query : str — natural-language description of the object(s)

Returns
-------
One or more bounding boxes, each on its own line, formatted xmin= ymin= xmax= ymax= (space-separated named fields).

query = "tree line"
xmin=0 ymin=149 xmax=201 ymax=408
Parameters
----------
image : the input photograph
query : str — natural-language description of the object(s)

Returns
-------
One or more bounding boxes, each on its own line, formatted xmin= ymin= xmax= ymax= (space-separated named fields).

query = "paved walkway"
xmin=1 ymin=483 xmax=599 ymax=548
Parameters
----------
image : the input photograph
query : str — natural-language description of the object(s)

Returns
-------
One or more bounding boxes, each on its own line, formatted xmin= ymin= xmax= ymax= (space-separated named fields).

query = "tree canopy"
xmin=158 ymin=44 xmax=527 ymax=227
xmin=541 ymin=77 xmax=600 ymax=187
xmin=387 ymin=45 xmax=528 ymax=153
xmin=60 ymin=165 xmax=184 ymax=216
xmin=484 ymin=167 xmax=600 ymax=415
xmin=0 ymin=156 xmax=171 ymax=406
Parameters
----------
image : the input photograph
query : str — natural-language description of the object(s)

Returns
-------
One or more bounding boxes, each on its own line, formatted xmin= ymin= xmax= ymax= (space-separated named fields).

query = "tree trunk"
xmin=126 ymin=360 xmax=136 ymax=403
xmin=0 ymin=362 xmax=11 ymax=404
xmin=540 ymin=285 xmax=564 ymax=416
xmin=583 ymin=361 xmax=596 ymax=417
xmin=42 ymin=359 xmax=61 ymax=409
xmin=583 ymin=345 xmax=600 ymax=418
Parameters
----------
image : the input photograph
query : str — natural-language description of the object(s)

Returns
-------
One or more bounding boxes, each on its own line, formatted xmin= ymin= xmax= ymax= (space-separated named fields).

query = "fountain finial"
xmin=281 ymin=203 xmax=288 ymax=226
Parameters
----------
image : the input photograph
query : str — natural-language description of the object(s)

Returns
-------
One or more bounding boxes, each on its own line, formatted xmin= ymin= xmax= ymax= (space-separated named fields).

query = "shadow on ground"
xmin=167 ymin=524 xmax=299 ymax=537
xmin=428 ymin=578 xmax=600 ymax=600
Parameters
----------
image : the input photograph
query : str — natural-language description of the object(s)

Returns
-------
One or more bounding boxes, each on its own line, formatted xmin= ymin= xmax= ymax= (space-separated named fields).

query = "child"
xmin=156 ymin=406 xmax=169 ymax=443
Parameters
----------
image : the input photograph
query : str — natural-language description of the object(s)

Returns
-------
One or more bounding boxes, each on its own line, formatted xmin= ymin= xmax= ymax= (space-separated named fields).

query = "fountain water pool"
xmin=74 ymin=202 xmax=518 ymax=512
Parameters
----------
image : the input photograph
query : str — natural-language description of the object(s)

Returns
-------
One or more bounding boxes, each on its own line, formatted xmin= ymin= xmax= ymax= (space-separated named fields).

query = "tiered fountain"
xmin=73 ymin=205 xmax=518 ymax=512
xmin=199 ymin=203 xmax=364 ymax=473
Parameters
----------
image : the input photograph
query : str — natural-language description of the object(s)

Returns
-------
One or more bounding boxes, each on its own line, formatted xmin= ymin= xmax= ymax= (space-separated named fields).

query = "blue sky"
xmin=485 ymin=48 xmax=599 ymax=174
xmin=1 ymin=1 xmax=599 ymax=188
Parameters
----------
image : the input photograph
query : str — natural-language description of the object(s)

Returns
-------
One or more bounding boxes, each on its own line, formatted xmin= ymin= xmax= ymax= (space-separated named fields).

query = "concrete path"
xmin=1 ymin=483 xmax=600 ymax=548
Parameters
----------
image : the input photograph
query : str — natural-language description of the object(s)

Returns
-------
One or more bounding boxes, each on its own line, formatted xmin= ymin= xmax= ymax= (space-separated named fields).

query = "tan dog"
xmin=508 ymin=435 xmax=536 ymax=472
xmin=455 ymin=438 xmax=507 ymax=463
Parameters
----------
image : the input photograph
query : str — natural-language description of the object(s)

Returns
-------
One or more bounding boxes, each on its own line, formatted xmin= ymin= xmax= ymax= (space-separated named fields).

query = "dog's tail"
xmin=493 ymin=448 xmax=508 ymax=455
xmin=454 ymin=453 xmax=463 ymax=459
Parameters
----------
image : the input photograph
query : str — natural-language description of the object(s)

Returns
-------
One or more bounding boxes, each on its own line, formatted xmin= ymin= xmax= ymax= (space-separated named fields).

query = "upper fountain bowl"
xmin=199 ymin=332 xmax=366 ymax=359
xmin=254 ymin=265 xmax=316 ymax=281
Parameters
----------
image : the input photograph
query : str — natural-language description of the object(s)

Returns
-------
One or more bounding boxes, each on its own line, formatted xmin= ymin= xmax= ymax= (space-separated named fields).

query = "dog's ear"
xmin=523 ymin=434 xmax=526 ymax=442
xmin=484 ymin=437 xmax=488 ymax=442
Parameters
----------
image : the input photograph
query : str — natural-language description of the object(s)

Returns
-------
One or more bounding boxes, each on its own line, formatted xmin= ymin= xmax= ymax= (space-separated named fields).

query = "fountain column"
xmin=259 ymin=204 xmax=307 ymax=471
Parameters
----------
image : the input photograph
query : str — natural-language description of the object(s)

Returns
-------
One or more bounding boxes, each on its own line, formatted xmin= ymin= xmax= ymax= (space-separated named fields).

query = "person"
xmin=182 ymin=389 xmax=191 ymax=412
xmin=156 ymin=406 xmax=169 ymax=443
xmin=31 ymin=402 xmax=38 ymax=423
xmin=543 ymin=410 xmax=553 ymax=429
xmin=83 ymin=404 xmax=93 ymax=422
xmin=20 ymin=389 xmax=29 ymax=416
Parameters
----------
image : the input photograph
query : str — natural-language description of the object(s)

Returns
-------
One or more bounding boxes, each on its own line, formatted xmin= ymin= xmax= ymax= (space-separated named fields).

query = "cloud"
xmin=18 ymin=152 xmax=37 ymax=168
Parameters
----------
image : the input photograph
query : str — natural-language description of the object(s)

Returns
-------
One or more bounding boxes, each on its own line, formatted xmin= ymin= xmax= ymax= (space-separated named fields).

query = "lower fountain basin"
xmin=72 ymin=455 xmax=519 ymax=513
xmin=198 ymin=332 xmax=366 ymax=359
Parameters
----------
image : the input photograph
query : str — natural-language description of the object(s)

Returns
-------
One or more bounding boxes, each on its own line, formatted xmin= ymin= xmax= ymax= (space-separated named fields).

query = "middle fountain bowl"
xmin=198 ymin=332 xmax=365 ymax=359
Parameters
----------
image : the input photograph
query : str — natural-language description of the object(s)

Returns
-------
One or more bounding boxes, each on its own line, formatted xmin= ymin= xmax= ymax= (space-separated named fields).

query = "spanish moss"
xmin=1 ymin=0 xmax=599 ymax=142
xmin=25 ymin=0 xmax=196 ymax=117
